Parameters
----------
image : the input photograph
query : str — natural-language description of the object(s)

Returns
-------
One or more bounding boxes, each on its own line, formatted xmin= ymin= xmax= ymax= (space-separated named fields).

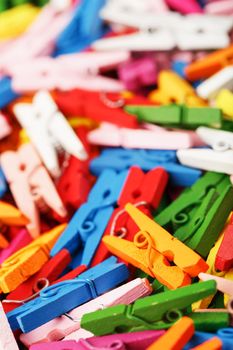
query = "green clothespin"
xmin=11 ymin=0 xmax=28 ymax=5
xmin=125 ymin=104 xmax=222 ymax=129
xmin=155 ymin=172 xmax=233 ymax=258
xmin=81 ymin=280 xmax=227 ymax=335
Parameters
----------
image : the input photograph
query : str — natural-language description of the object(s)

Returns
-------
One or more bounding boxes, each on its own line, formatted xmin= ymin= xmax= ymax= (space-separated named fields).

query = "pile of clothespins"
xmin=0 ymin=0 xmax=233 ymax=349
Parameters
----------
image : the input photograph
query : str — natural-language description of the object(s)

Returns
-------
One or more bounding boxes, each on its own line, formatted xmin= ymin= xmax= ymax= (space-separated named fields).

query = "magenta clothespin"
xmin=0 ymin=112 xmax=11 ymax=140
xmin=0 ymin=143 xmax=67 ymax=238
xmin=20 ymin=278 xmax=152 ymax=347
xmin=199 ymin=273 xmax=233 ymax=297
xmin=118 ymin=57 xmax=157 ymax=91
xmin=0 ymin=229 xmax=32 ymax=264
xmin=87 ymin=122 xmax=196 ymax=150
xmin=0 ymin=302 xmax=19 ymax=350
xmin=205 ymin=0 xmax=233 ymax=15
xmin=30 ymin=331 xmax=165 ymax=350
xmin=165 ymin=0 xmax=203 ymax=14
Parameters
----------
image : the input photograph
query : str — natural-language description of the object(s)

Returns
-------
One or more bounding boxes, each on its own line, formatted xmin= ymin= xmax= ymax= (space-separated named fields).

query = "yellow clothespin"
xmin=0 ymin=4 xmax=40 ymax=40
xmin=0 ymin=224 xmax=66 ymax=293
xmin=149 ymin=70 xmax=206 ymax=107
xmin=216 ymin=89 xmax=233 ymax=120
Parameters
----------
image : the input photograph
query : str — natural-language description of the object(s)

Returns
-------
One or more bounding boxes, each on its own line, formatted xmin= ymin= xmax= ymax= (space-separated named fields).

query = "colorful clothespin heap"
xmin=0 ymin=1 xmax=232 ymax=349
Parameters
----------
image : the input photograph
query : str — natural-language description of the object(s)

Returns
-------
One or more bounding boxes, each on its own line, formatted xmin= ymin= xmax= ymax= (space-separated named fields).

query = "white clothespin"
xmin=197 ymin=66 xmax=233 ymax=100
xmin=175 ymin=15 xmax=232 ymax=50
xmin=177 ymin=127 xmax=233 ymax=175
xmin=13 ymin=91 xmax=87 ymax=178
xmin=7 ymin=52 xmax=130 ymax=92
xmin=94 ymin=4 xmax=232 ymax=51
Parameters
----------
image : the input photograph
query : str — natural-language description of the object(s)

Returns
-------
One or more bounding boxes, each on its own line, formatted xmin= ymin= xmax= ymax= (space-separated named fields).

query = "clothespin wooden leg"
xmin=190 ymin=338 xmax=222 ymax=350
xmin=146 ymin=317 xmax=194 ymax=350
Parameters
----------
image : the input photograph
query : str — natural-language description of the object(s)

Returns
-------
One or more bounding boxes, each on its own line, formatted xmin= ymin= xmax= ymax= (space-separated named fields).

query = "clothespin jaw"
xmin=185 ymin=45 xmax=233 ymax=81
xmin=190 ymin=337 xmax=222 ymax=350
xmin=0 ymin=224 xmax=66 ymax=293
xmin=155 ymin=172 xmax=233 ymax=258
xmin=0 ymin=201 xmax=28 ymax=226
xmin=177 ymin=127 xmax=233 ymax=176
xmin=0 ymin=142 xmax=67 ymax=237
xmin=80 ymin=280 xmax=217 ymax=335
xmin=13 ymin=90 xmax=87 ymax=178
xmin=199 ymin=273 xmax=233 ymax=299
xmin=7 ymin=257 xmax=129 ymax=332
xmin=149 ymin=71 xmax=206 ymax=107
xmin=215 ymin=214 xmax=233 ymax=271
xmin=103 ymin=203 xmax=208 ymax=289
xmin=125 ymin=104 xmax=222 ymax=129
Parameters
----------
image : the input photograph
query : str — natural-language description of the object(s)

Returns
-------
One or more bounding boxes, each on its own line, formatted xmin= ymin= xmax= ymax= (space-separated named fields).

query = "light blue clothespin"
xmin=185 ymin=330 xmax=233 ymax=350
xmin=7 ymin=256 xmax=129 ymax=332
xmin=90 ymin=148 xmax=202 ymax=187
xmin=51 ymin=169 xmax=127 ymax=267
xmin=54 ymin=0 xmax=109 ymax=55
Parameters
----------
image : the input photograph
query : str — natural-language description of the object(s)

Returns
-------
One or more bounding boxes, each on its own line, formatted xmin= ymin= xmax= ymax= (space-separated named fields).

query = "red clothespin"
xmin=54 ymin=89 xmax=152 ymax=129
xmin=215 ymin=213 xmax=233 ymax=271
xmin=57 ymin=121 xmax=96 ymax=213
xmin=0 ymin=143 xmax=67 ymax=238
xmin=91 ymin=166 xmax=168 ymax=266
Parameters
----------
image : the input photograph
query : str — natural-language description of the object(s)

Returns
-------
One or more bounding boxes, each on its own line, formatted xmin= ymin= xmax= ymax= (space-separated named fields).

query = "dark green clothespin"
xmin=155 ymin=172 xmax=233 ymax=258
xmin=125 ymin=104 xmax=222 ymax=129
xmin=81 ymin=280 xmax=229 ymax=335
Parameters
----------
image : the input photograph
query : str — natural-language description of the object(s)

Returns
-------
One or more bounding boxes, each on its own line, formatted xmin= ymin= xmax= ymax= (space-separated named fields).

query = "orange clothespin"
xmin=0 ymin=143 xmax=67 ymax=238
xmin=103 ymin=204 xmax=208 ymax=289
xmin=191 ymin=338 xmax=222 ymax=350
xmin=185 ymin=45 xmax=233 ymax=81
xmin=0 ymin=201 xmax=29 ymax=249
xmin=149 ymin=70 xmax=206 ymax=107
xmin=0 ymin=224 xmax=66 ymax=293
xmin=146 ymin=317 xmax=194 ymax=350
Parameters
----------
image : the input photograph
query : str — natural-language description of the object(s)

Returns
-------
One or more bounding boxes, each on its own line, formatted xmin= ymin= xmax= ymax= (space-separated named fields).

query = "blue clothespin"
xmin=0 ymin=168 xmax=7 ymax=198
xmin=0 ymin=77 xmax=20 ymax=109
xmin=54 ymin=0 xmax=109 ymax=55
xmin=90 ymin=148 xmax=202 ymax=187
xmin=50 ymin=169 xmax=127 ymax=267
xmin=7 ymin=256 xmax=129 ymax=332
xmin=185 ymin=330 xmax=233 ymax=350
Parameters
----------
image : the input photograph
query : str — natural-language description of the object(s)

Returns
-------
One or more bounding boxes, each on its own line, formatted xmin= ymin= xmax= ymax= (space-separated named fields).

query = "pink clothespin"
xmin=30 ymin=331 xmax=165 ymax=350
xmin=118 ymin=57 xmax=157 ymax=91
xmin=87 ymin=123 xmax=197 ymax=150
xmin=0 ymin=113 xmax=11 ymax=140
xmin=0 ymin=229 xmax=32 ymax=265
xmin=142 ymin=123 xmax=205 ymax=147
xmin=165 ymin=0 xmax=203 ymax=14
xmin=0 ymin=302 xmax=19 ymax=350
xmin=20 ymin=278 xmax=152 ymax=347
xmin=0 ymin=143 xmax=67 ymax=238
xmin=205 ymin=0 xmax=233 ymax=15
xmin=8 ymin=52 xmax=130 ymax=92
xmin=0 ymin=4 xmax=72 ymax=74
xmin=199 ymin=273 xmax=233 ymax=298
